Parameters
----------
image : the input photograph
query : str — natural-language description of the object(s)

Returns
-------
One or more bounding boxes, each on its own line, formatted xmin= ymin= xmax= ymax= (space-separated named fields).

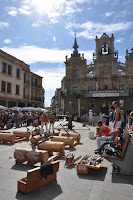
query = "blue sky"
xmin=0 ymin=0 xmax=133 ymax=107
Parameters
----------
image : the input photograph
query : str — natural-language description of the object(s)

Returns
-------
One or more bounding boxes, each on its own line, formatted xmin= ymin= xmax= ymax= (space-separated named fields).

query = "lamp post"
xmin=68 ymin=102 xmax=72 ymax=129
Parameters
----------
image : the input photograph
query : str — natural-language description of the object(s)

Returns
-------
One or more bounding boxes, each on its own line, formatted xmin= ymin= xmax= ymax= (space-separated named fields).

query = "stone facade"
xmin=61 ymin=33 xmax=133 ymax=116
xmin=0 ymin=49 xmax=44 ymax=108
xmin=51 ymin=88 xmax=61 ymax=113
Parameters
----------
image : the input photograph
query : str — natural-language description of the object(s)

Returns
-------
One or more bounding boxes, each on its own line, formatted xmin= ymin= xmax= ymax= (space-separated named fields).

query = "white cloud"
xmin=1 ymin=45 xmax=93 ymax=64
xmin=6 ymin=7 xmax=18 ymax=16
xmin=6 ymin=5 xmax=31 ymax=16
xmin=0 ymin=22 xmax=9 ymax=29
xmin=105 ymin=11 xmax=115 ymax=17
xmin=66 ymin=21 xmax=133 ymax=39
xmin=115 ymin=38 xmax=124 ymax=43
xmin=18 ymin=7 xmax=32 ymax=15
xmin=35 ymin=67 xmax=65 ymax=91
xmin=4 ymin=39 xmax=11 ymax=44
xmin=53 ymin=37 xmax=56 ymax=42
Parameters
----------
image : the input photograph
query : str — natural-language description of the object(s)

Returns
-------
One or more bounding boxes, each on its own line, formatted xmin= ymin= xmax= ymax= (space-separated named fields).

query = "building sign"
xmin=92 ymin=93 xmax=119 ymax=97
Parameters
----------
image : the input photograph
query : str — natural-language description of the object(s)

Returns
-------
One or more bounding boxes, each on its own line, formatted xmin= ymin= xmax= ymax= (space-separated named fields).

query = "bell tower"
xmin=93 ymin=33 xmax=118 ymax=77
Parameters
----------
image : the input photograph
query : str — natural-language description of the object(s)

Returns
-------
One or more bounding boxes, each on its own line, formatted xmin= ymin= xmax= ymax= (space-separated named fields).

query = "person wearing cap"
xmin=40 ymin=112 xmax=48 ymax=136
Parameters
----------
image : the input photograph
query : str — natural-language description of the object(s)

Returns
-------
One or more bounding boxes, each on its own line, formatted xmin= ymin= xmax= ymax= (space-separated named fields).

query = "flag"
xmin=96 ymin=78 xmax=99 ymax=90
xmin=104 ymin=80 xmax=107 ymax=89
xmin=112 ymin=79 xmax=115 ymax=88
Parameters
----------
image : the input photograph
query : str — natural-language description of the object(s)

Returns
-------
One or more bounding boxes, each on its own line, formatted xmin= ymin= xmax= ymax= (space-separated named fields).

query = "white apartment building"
xmin=0 ymin=49 xmax=44 ymax=108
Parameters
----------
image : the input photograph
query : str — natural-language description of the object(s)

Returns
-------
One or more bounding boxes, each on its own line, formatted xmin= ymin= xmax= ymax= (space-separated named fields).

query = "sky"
xmin=0 ymin=0 xmax=133 ymax=107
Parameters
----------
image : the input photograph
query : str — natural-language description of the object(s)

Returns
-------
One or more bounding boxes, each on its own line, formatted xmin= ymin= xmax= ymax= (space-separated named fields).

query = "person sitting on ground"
xmin=94 ymin=120 xmax=111 ymax=152
xmin=95 ymin=127 xmax=123 ymax=155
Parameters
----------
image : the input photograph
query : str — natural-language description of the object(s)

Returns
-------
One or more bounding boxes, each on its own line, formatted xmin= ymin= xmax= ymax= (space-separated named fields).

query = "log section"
xmin=14 ymin=147 xmax=48 ymax=165
xmin=0 ymin=133 xmax=16 ymax=144
xmin=51 ymin=136 xmax=74 ymax=147
xmin=61 ymin=133 xmax=81 ymax=141
xmin=38 ymin=141 xmax=65 ymax=153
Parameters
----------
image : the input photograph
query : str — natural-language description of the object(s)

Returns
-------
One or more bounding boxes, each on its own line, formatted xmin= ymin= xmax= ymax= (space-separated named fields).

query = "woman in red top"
xmin=49 ymin=113 xmax=55 ymax=133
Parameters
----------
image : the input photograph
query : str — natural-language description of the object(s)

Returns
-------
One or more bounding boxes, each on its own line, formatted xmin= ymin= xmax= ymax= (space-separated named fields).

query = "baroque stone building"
xmin=0 ymin=49 xmax=44 ymax=108
xmin=61 ymin=33 xmax=133 ymax=116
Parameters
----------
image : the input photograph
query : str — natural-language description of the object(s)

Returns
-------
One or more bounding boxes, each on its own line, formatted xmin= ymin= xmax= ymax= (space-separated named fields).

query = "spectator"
xmin=112 ymin=101 xmax=121 ymax=131
xmin=49 ymin=113 xmax=55 ymax=133
xmin=40 ymin=112 xmax=49 ymax=136
xmin=94 ymin=120 xmax=111 ymax=152
xmin=129 ymin=111 xmax=133 ymax=134
xmin=120 ymin=110 xmax=126 ymax=130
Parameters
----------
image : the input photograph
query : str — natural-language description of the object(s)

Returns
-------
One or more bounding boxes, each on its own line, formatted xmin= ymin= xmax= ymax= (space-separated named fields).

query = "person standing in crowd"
xmin=129 ymin=111 xmax=133 ymax=134
xmin=3 ymin=110 xmax=8 ymax=129
xmin=112 ymin=101 xmax=121 ymax=131
xmin=7 ymin=111 xmax=12 ymax=129
xmin=49 ymin=113 xmax=55 ymax=133
xmin=19 ymin=110 xmax=24 ymax=127
xmin=40 ymin=112 xmax=49 ymax=136
xmin=108 ymin=105 xmax=115 ymax=131
xmin=0 ymin=110 xmax=5 ymax=129
xmin=120 ymin=110 xmax=126 ymax=130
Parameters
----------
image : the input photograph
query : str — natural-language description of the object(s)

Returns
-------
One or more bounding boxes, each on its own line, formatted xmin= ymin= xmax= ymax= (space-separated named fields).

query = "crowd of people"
xmin=94 ymin=100 xmax=133 ymax=156
xmin=0 ymin=110 xmax=56 ymax=132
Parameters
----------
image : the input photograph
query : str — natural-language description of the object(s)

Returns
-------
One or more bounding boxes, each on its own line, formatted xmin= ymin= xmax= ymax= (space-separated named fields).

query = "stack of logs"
xmin=0 ymin=130 xmax=30 ymax=144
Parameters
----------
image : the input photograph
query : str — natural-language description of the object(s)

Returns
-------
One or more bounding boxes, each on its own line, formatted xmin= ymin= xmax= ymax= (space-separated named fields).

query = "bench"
xmin=18 ymin=160 xmax=59 ymax=193
xmin=103 ymin=128 xmax=133 ymax=174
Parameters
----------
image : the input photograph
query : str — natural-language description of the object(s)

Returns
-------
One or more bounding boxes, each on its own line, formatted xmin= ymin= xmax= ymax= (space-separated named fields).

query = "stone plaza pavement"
xmin=0 ymin=121 xmax=133 ymax=200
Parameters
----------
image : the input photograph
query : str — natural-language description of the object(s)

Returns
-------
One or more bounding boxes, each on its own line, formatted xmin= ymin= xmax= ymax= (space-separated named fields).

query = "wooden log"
xmin=13 ymin=131 xmax=30 ymax=140
xmin=44 ymin=132 xmax=59 ymax=136
xmin=0 ymin=133 xmax=16 ymax=144
xmin=51 ymin=136 xmax=74 ymax=147
xmin=14 ymin=147 xmax=48 ymax=165
xmin=61 ymin=133 xmax=81 ymax=141
xmin=18 ymin=160 xmax=59 ymax=193
xmin=0 ymin=130 xmax=11 ymax=133
xmin=38 ymin=141 xmax=65 ymax=153
xmin=30 ymin=135 xmax=42 ymax=144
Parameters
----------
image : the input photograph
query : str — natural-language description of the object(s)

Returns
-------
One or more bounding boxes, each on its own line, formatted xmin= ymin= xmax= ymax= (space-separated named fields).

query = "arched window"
xmin=102 ymin=43 xmax=109 ymax=54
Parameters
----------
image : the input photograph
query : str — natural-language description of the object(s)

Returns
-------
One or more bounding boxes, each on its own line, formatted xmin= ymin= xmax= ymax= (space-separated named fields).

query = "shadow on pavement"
xmin=112 ymin=173 xmax=133 ymax=185
xmin=11 ymin=163 xmax=35 ymax=171
xmin=15 ymin=181 xmax=63 ymax=200
xmin=77 ymin=167 xmax=107 ymax=181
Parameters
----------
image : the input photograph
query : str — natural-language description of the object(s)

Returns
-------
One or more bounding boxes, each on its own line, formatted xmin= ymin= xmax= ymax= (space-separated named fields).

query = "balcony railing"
xmin=31 ymin=96 xmax=41 ymax=101
xmin=31 ymin=82 xmax=42 ymax=88
xmin=23 ymin=95 xmax=30 ymax=99
xmin=24 ymin=80 xmax=30 ymax=85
